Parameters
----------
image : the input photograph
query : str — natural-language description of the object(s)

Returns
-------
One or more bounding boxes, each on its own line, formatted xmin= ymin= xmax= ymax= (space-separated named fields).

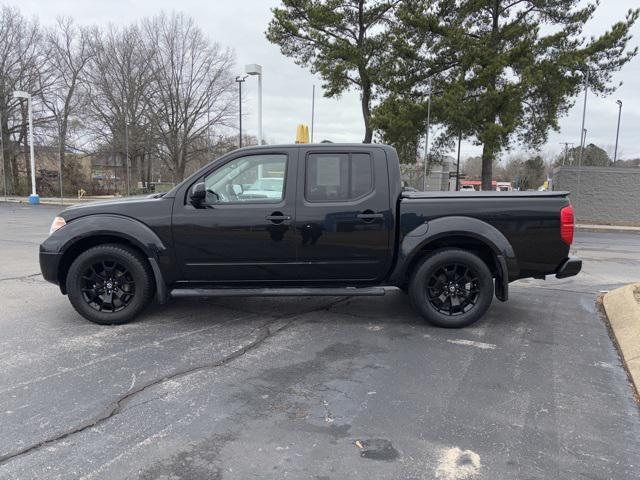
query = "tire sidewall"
xmin=66 ymin=245 xmax=152 ymax=325
xmin=409 ymin=249 xmax=494 ymax=328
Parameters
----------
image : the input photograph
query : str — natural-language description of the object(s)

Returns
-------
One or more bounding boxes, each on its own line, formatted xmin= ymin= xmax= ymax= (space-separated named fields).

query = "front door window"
xmin=204 ymin=154 xmax=287 ymax=204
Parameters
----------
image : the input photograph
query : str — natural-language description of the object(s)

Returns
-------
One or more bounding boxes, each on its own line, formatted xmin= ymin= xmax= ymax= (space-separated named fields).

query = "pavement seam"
xmin=0 ymin=296 xmax=350 ymax=466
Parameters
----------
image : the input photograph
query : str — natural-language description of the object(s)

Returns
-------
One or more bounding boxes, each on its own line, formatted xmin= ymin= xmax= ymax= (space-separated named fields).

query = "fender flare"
xmin=390 ymin=216 xmax=519 ymax=301
xmin=53 ymin=215 xmax=168 ymax=301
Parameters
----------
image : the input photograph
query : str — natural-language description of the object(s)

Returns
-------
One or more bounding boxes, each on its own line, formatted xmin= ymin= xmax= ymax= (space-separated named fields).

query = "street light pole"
xmin=455 ymin=131 xmax=462 ymax=191
xmin=58 ymin=127 xmax=63 ymax=205
xmin=614 ymin=100 xmax=622 ymax=165
xmin=245 ymin=64 xmax=263 ymax=145
xmin=0 ymin=109 xmax=7 ymax=202
xmin=13 ymin=91 xmax=38 ymax=204
xmin=124 ymin=114 xmax=130 ymax=197
xmin=578 ymin=68 xmax=589 ymax=167
xmin=311 ymin=84 xmax=316 ymax=143
xmin=235 ymin=75 xmax=247 ymax=148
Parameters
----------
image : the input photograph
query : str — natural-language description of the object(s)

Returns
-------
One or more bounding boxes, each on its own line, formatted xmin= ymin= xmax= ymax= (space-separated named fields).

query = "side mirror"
xmin=190 ymin=182 xmax=206 ymax=206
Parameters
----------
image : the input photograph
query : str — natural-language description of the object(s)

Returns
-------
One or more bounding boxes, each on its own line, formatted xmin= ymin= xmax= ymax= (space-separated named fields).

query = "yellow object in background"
xmin=295 ymin=124 xmax=310 ymax=144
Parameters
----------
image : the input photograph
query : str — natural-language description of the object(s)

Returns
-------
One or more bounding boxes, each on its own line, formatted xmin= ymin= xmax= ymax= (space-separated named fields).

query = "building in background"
xmin=553 ymin=165 xmax=640 ymax=225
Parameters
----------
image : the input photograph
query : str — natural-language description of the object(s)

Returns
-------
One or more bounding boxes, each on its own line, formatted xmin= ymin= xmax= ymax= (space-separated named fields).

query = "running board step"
xmin=170 ymin=287 xmax=386 ymax=298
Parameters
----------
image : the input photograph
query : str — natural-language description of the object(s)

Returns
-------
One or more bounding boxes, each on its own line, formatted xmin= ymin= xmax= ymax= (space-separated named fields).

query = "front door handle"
xmin=357 ymin=211 xmax=384 ymax=222
xmin=265 ymin=212 xmax=292 ymax=224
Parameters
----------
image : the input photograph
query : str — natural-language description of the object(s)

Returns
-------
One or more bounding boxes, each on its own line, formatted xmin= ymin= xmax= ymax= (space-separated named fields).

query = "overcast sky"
xmin=11 ymin=0 xmax=640 ymax=161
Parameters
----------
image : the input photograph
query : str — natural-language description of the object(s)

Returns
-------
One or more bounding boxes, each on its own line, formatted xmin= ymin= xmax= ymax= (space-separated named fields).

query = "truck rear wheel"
xmin=409 ymin=248 xmax=494 ymax=328
xmin=66 ymin=244 xmax=154 ymax=325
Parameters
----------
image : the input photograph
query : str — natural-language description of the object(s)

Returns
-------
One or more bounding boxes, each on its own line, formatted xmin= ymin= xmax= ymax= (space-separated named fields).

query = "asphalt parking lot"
xmin=1 ymin=202 xmax=639 ymax=480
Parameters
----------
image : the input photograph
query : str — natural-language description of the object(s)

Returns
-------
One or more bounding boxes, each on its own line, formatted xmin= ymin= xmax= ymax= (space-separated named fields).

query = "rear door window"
xmin=305 ymin=152 xmax=373 ymax=202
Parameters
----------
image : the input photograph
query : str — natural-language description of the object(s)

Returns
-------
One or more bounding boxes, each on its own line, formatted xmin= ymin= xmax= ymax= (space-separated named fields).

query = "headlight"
xmin=49 ymin=216 xmax=66 ymax=236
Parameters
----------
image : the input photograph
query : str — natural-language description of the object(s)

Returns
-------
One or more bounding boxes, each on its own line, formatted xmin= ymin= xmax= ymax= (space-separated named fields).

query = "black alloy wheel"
xmin=426 ymin=263 xmax=480 ymax=316
xmin=81 ymin=260 xmax=136 ymax=312
xmin=66 ymin=244 xmax=154 ymax=325
xmin=409 ymin=248 xmax=494 ymax=328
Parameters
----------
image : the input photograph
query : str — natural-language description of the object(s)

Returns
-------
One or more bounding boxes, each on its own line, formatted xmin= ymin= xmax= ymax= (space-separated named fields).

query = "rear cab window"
xmin=305 ymin=152 xmax=373 ymax=202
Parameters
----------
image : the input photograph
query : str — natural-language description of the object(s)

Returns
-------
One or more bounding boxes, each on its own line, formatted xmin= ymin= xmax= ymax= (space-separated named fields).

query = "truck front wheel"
xmin=409 ymin=248 xmax=494 ymax=328
xmin=66 ymin=244 xmax=154 ymax=325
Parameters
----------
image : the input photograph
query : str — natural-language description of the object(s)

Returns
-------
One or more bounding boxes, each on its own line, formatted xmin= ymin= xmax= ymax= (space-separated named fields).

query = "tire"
xmin=409 ymin=248 xmax=494 ymax=328
xmin=66 ymin=244 xmax=154 ymax=325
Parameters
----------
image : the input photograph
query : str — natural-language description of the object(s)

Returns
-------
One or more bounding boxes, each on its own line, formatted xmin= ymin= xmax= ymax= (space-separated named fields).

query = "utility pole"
xmin=422 ymin=79 xmax=432 ymax=191
xmin=614 ymin=100 xmax=622 ymax=165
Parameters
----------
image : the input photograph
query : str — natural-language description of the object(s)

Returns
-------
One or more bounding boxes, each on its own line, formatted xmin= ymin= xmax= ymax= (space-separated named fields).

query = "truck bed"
xmin=399 ymin=190 xmax=572 ymax=279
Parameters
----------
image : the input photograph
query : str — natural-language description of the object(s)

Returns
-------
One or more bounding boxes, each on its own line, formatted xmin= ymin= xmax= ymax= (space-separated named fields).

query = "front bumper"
xmin=556 ymin=257 xmax=582 ymax=279
xmin=39 ymin=245 xmax=62 ymax=285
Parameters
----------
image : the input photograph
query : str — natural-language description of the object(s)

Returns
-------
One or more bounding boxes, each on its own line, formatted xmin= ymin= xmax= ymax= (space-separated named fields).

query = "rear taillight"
xmin=560 ymin=205 xmax=574 ymax=245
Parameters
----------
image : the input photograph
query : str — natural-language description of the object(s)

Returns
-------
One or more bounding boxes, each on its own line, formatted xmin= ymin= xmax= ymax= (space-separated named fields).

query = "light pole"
xmin=235 ymin=75 xmax=247 ymax=148
xmin=614 ymin=100 xmax=622 ymax=165
xmin=13 ymin=91 xmax=38 ymax=204
xmin=0 ymin=109 xmax=7 ymax=202
xmin=58 ymin=127 xmax=63 ymax=205
xmin=455 ymin=131 xmax=462 ymax=191
xmin=124 ymin=113 xmax=130 ymax=197
xmin=578 ymin=68 xmax=589 ymax=167
xmin=311 ymin=85 xmax=316 ymax=143
xmin=245 ymin=64 xmax=263 ymax=145
xmin=422 ymin=79 xmax=433 ymax=191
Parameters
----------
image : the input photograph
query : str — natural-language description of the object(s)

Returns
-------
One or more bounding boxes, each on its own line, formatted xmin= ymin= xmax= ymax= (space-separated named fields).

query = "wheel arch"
xmin=390 ymin=216 xmax=519 ymax=301
xmin=54 ymin=215 xmax=167 ymax=297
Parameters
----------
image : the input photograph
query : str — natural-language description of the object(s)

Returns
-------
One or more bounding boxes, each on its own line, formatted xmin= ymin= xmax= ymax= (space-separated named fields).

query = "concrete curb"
xmin=576 ymin=224 xmax=640 ymax=234
xmin=603 ymin=283 xmax=640 ymax=397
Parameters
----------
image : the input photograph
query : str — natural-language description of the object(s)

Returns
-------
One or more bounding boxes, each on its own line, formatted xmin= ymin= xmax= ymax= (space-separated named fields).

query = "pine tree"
xmin=377 ymin=0 xmax=638 ymax=189
xmin=266 ymin=0 xmax=399 ymax=143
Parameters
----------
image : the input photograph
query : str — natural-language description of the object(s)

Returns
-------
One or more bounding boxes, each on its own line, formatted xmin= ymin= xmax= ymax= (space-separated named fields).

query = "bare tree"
xmin=142 ymin=12 xmax=236 ymax=181
xmin=42 ymin=17 xmax=92 ymax=178
xmin=0 ymin=6 xmax=49 ymax=194
xmin=84 ymin=23 xmax=156 ymax=190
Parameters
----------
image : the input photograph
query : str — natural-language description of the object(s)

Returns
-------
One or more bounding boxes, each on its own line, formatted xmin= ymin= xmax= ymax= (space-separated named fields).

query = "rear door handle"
xmin=357 ymin=211 xmax=384 ymax=221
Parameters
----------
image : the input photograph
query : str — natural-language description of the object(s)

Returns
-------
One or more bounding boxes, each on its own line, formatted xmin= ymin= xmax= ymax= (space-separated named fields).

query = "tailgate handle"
xmin=357 ymin=210 xmax=383 ymax=222
xmin=265 ymin=212 xmax=291 ymax=223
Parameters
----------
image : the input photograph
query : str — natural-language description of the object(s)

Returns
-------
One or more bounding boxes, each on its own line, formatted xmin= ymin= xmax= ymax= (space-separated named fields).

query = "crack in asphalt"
xmin=0 ymin=273 xmax=42 ymax=283
xmin=0 ymin=296 xmax=350 ymax=466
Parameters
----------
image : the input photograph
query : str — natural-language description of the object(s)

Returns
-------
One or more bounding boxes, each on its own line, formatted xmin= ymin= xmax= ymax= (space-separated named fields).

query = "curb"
xmin=603 ymin=283 xmax=640 ymax=397
xmin=1 ymin=199 xmax=74 ymax=206
xmin=1 ymin=198 xmax=106 ymax=206
xmin=576 ymin=224 xmax=640 ymax=234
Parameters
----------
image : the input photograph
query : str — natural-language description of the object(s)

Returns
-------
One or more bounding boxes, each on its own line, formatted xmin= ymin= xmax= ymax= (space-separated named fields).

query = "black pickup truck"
xmin=40 ymin=144 xmax=581 ymax=328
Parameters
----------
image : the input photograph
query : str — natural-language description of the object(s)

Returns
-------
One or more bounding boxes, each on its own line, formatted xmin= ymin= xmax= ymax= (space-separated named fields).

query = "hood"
xmin=59 ymin=194 xmax=169 ymax=221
